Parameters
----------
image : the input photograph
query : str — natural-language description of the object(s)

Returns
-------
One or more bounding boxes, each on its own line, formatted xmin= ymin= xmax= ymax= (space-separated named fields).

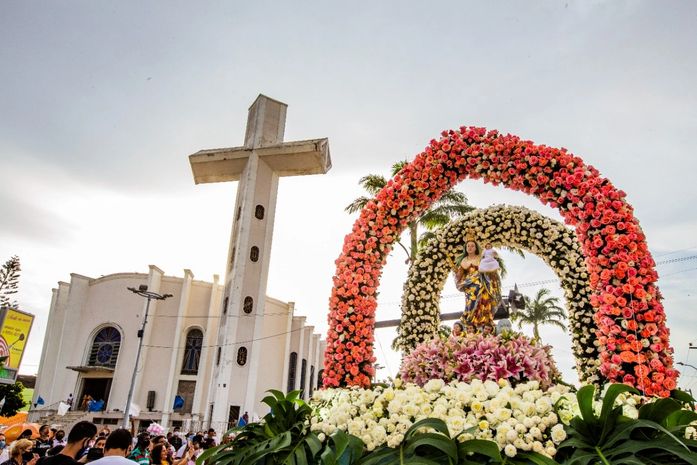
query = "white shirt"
xmin=89 ymin=455 xmax=134 ymax=465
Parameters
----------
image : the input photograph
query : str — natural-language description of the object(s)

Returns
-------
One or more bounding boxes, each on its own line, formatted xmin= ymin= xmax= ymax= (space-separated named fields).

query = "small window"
xmin=237 ymin=347 xmax=248 ymax=366
xmin=300 ymin=359 xmax=307 ymax=399
xmin=309 ymin=366 xmax=315 ymax=397
xmin=250 ymin=246 xmax=259 ymax=262
xmin=287 ymin=352 xmax=297 ymax=392
xmin=236 ymin=206 xmax=241 ymax=220
xmin=216 ymin=347 xmax=222 ymax=366
xmin=223 ymin=296 xmax=229 ymax=315
xmin=243 ymin=296 xmax=253 ymax=314
xmin=317 ymin=369 xmax=324 ymax=390
xmin=255 ymin=205 xmax=265 ymax=220
xmin=230 ymin=248 xmax=236 ymax=266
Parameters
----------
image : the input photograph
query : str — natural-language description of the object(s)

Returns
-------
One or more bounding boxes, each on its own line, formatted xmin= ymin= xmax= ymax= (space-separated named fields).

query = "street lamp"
xmin=122 ymin=285 xmax=173 ymax=429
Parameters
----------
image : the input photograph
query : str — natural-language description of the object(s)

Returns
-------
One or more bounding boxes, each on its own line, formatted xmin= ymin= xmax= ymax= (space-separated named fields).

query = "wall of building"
xmin=31 ymin=266 xmax=325 ymax=431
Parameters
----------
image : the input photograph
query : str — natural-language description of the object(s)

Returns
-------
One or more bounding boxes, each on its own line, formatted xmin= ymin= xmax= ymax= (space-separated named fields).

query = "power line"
xmin=143 ymin=326 xmax=307 ymax=350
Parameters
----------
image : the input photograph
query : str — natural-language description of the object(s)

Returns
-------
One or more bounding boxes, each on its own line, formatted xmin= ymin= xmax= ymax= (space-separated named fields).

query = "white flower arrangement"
xmin=396 ymin=205 xmax=600 ymax=384
xmin=310 ymin=380 xmax=654 ymax=459
xmin=311 ymin=379 xmax=571 ymax=456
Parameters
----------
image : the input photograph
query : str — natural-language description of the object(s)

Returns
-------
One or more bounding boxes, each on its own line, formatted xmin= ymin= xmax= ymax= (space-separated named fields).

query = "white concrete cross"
xmin=189 ymin=95 xmax=331 ymax=426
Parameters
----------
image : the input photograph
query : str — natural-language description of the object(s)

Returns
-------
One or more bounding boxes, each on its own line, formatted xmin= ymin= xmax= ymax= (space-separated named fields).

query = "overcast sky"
xmin=2 ymin=1 xmax=696 ymax=390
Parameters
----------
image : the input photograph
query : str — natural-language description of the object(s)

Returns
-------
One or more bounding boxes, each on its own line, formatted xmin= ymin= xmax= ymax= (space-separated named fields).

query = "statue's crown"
xmin=465 ymin=227 xmax=476 ymax=242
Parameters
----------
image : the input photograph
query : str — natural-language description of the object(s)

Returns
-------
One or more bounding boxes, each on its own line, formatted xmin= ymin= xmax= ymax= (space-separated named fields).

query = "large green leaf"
xmin=404 ymin=432 xmax=458 ymax=462
xmin=404 ymin=418 xmax=451 ymax=439
xmin=576 ymin=385 xmax=597 ymax=424
xmin=599 ymin=384 xmax=638 ymax=425
xmin=456 ymin=439 xmax=502 ymax=462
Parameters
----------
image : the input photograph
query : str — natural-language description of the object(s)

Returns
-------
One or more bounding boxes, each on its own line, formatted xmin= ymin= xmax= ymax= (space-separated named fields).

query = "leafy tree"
xmin=0 ymin=255 xmax=20 ymax=308
xmin=512 ymin=288 xmax=566 ymax=342
xmin=345 ymin=161 xmax=474 ymax=263
xmin=0 ymin=381 xmax=27 ymax=417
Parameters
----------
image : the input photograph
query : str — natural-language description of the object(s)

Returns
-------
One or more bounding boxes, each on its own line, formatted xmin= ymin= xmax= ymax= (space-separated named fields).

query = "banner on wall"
xmin=0 ymin=307 xmax=35 ymax=384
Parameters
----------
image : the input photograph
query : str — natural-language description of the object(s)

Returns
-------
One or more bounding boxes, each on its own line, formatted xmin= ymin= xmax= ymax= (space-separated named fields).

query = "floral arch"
xmin=324 ymin=126 xmax=676 ymax=396
xmin=396 ymin=205 xmax=600 ymax=383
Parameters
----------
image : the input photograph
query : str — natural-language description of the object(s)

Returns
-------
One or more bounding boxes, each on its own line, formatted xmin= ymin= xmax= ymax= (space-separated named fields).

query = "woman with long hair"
xmin=150 ymin=445 xmax=170 ymax=465
xmin=454 ymin=239 xmax=502 ymax=328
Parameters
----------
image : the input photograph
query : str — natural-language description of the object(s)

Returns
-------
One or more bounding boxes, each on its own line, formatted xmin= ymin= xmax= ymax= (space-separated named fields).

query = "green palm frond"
xmin=436 ymin=189 xmax=468 ymax=204
xmin=358 ymin=174 xmax=387 ymax=195
xmin=391 ymin=160 xmax=408 ymax=176
xmin=502 ymin=246 xmax=526 ymax=258
xmin=512 ymin=287 xmax=569 ymax=341
xmin=417 ymin=230 xmax=437 ymax=249
xmin=345 ymin=196 xmax=372 ymax=214
xmin=418 ymin=210 xmax=451 ymax=230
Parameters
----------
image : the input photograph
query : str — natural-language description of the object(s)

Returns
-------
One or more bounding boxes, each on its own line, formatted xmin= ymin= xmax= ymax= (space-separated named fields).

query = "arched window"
xmin=317 ymin=369 xmax=324 ymax=390
xmin=300 ymin=359 xmax=307 ymax=399
xmin=88 ymin=326 xmax=121 ymax=368
xmin=243 ymin=296 xmax=253 ymax=314
xmin=309 ymin=366 xmax=315 ymax=397
xmin=255 ymin=205 xmax=265 ymax=220
xmin=237 ymin=347 xmax=248 ymax=366
xmin=287 ymin=352 xmax=297 ymax=392
xmin=250 ymin=246 xmax=259 ymax=262
xmin=181 ymin=329 xmax=204 ymax=375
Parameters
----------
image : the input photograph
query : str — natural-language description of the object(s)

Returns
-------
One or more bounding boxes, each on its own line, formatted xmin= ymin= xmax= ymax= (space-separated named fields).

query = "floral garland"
xmin=400 ymin=332 xmax=560 ymax=389
xmin=325 ymin=127 xmax=676 ymax=396
xmin=397 ymin=205 xmax=601 ymax=384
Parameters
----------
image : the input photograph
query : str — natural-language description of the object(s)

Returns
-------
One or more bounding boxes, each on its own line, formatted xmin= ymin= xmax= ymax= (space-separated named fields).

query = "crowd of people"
xmin=0 ymin=423 xmax=225 ymax=465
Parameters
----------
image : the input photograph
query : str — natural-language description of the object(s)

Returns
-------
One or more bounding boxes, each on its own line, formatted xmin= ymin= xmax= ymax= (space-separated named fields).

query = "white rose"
xmin=550 ymin=424 xmax=567 ymax=443
xmin=504 ymin=444 xmax=517 ymax=458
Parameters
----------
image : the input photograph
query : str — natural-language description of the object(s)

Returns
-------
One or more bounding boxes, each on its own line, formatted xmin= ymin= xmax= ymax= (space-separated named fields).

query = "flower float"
xmin=325 ymin=127 xmax=676 ymax=396
xmin=398 ymin=205 xmax=600 ymax=384
xmin=400 ymin=332 xmax=560 ymax=389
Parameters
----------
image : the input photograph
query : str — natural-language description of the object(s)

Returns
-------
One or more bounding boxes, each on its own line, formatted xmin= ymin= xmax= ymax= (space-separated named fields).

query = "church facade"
xmin=30 ymin=265 xmax=325 ymax=431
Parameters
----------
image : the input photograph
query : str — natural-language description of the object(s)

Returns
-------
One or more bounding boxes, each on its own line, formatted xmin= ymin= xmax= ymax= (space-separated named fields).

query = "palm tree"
xmin=512 ymin=288 xmax=567 ymax=342
xmin=345 ymin=161 xmax=474 ymax=263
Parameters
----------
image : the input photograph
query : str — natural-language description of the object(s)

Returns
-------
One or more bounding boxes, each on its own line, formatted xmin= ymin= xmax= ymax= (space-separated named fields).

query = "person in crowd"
xmin=97 ymin=431 xmax=109 ymax=440
xmin=207 ymin=429 xmax=217 ymax=447
xmin=34 ymin=426 xmax=53 ymax=458
xmin=85 ymin=436 xmax=106 ymax=463
xmin=90 ymin=429 xmax=133 ymax=465
xmin=451 ymin=322 xmax=463 ymax=338
xmin=482 ymin=324 xmax=494 ymax=336
xmin=0 ymin=433 xmax=8 ymax=462
xmin=126 ymin=433 xmax=150 ymax=465
xmin=147 ymin=446 xmax=168 ymax=465
xmin=66 ymin=394 xmax=74 ymax=411
xmin=18 ymin=431 xmax=34 ymax=441
xmin=464 ymin=323 xmax=476 ymax=335
xmin=52 ymin=432 xmax=66 ymax=449
xmin=37 ymin=421 xmax=97 ymax=465
xmin=166 ymin=431 xmax=180 ymax=454
xmin=2 ymin=439 xmax=38 ymax=465
xmin=174 ymin=436 xmax=201 ymax=465
xmin=93 ymin=438 xmax=106 ymax=452
xmin=44 ymin=448 xmax=63 ymax=459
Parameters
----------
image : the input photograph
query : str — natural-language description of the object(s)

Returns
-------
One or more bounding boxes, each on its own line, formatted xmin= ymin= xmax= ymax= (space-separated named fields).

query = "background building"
xmin=29 ymin=265 xmax=325 ymax=431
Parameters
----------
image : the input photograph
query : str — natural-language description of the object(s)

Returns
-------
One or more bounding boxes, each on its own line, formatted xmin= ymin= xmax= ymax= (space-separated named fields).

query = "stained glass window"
xmin=88 ymin=327 xmax=121 ymax=368
xmin=181 ymin=329 xmax=204 ymax=375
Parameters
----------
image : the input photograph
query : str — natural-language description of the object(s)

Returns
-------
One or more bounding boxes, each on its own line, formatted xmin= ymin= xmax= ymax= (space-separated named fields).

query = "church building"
xmin=30 ymin=265 xmax=325 ymax=431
